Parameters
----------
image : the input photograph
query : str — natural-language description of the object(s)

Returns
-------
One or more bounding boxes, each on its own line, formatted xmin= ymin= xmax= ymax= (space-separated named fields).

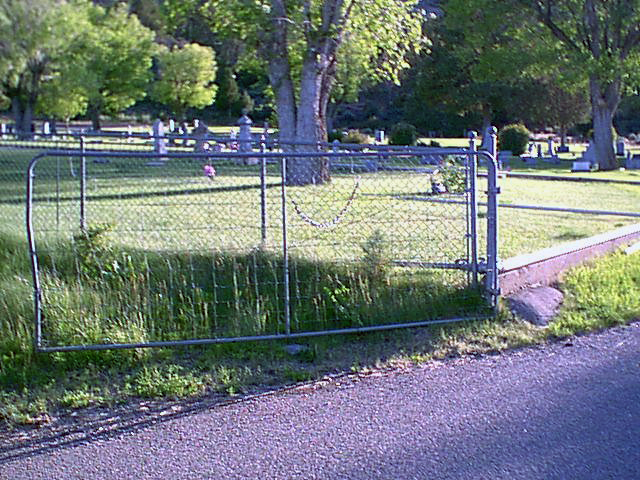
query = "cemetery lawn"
xmin=1 ymin=149 xmax=640 ymax=428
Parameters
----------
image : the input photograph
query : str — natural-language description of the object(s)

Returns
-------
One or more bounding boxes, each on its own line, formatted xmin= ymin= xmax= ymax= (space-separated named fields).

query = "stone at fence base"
xmin=507 ymin=286 xmax=564 ymax=326
xmin=284 ymin=344 xmax=309 ymax=356
xmin=556 ymin=145 xmax=570 ymax=153
xmin=571 ymin=161 xmax=591 ymax=172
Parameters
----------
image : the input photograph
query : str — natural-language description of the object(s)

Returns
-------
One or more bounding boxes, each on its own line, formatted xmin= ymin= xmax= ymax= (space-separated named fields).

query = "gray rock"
xmin=283 ymin=344 xmax=309 ymax=356
xmin=507 ymin=286 xmax=564 ymax=326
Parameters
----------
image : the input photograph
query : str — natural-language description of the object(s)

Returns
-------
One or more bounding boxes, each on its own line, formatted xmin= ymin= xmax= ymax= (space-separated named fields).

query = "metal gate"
xmin=26 ymin=132 xmax=499 ymax=351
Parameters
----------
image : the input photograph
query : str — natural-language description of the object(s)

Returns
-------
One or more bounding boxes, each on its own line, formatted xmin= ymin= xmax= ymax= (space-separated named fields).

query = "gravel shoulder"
xmin=2 ymin=323 xmax=639 ymax=479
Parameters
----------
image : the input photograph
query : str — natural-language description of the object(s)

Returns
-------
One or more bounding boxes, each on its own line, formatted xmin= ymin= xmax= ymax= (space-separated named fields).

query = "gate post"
xmin=280 ymin=156 xmax=291 ymax=335
xmin=468 ymin=131 xmax=479 ymax=287
xmin=484 ymin=127 xmax=500 ymax=307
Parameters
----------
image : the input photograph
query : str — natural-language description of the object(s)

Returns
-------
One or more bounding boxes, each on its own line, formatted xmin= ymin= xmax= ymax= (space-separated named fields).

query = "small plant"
xmin=389 ymin=122 xmax=418 ymax=146
xmin=126 ymin=365 xmax=207 ymax=398
xmin=498 ymin=124 xmax=531 ymax=156
xmin=215 ymin=365 xmax=253 ymax=395
xmin=59 ymin=388 xmax=104 ymax=409
xmin=361 ymin=230 xmax=390 ymax=283
xmin=438 ymin=158 xmax=466 ymax=194
xmin=72 ymin=223 xmax=143 ymax=286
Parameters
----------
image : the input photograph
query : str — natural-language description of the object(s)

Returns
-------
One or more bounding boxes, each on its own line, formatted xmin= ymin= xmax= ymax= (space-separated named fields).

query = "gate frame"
xmin=26 ymin=136 xmax=500 ymax=353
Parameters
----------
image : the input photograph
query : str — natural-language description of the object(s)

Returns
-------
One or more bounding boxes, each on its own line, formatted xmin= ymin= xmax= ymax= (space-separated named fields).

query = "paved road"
xmin=2 ymin=323 xmax=639 ymax=479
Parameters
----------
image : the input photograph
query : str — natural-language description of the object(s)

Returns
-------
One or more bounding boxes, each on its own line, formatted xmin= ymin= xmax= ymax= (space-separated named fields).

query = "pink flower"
xmin=203 ymin=165 xmax=216 ymax=179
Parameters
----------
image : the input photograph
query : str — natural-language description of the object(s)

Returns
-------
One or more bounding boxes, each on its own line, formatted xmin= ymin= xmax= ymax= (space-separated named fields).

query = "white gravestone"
xmin=152 ymin=119 xmax=167 ymax=155
xmin=580 ymin=141 xmax=597 ymax=167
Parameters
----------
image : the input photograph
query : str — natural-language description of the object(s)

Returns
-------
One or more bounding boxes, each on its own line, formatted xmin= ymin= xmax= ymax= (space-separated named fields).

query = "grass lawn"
xmin=1 ymin=138 xmax=639 ymax=428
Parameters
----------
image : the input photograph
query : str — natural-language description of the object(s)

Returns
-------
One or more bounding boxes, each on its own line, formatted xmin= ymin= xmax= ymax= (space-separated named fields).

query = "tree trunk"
xmin=559 ymin=126 xmax=567 ymax=147
xmin=11 ymin=95 xmax=34 ymax=139
xmin=286 ymin=54 xmax=330 ymax=186
xmin=89 ymin=104 xmax=101 ymax=131
xmin=590 ymin=77 xmax=620 ymax=171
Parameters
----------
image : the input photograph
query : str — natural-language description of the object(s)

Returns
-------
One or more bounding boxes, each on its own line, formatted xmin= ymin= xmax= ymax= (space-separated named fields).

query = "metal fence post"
xmin=485 ymin=127 xmax=500 ymax=308
xmin=260 ymin=136 xmax=268 ymax=247
xmin=468 ymin=131 xmax=479 ymax=287
xmin=80 ymin=136 xmax=87 ymax=231
xmin=280 ymin=157 xmax=291 ymax=335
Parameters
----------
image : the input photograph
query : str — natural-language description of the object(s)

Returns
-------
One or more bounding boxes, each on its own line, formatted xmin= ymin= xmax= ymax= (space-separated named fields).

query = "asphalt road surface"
xmin=2 ymin=323 xmax=639 ymax=479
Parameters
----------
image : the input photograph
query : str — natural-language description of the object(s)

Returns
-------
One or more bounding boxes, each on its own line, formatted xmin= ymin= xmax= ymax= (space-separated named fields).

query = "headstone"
xmin=169 ymin=119 xmax=175 ymax=132
xmin=42 ymin=121 xmax=50 ymax=135
xmin=580 ymin=141 xmax=597 ymax=167
xmin=237 ymin=114 xmax=257 ymax=165
xmin=127 ymin=125 xmax=133 ymax=143
xmin=626 ymin=153 xmax=640 ymax=170
xmin=0 ymin=124 xmax=5 ymax=136
xmin=152 ymin=118 xmax=167 ymax=156
xmin=193 ymin=120 xmax=210 ymax=153
xmin=180 ymin=122 xmax=189 ymax=146
xmin=546 ymin=138 xmax=554 ymax=156
xmin=480 ymin=126 xmax=493 ymax=151
xmin=616 ymin=138 xmax=626 ymax=156
xmin=497 ymin=151 xmax=511 ymax=169
xmin=536 ymin=144 xmax=542 ymax=158
xmin=556 ymin=145 xmax=570 ymax=153
xmin=571 ymin=161 xmax=591 ymax=172
xmin=375 ymin=130 xmax=385 ymax=143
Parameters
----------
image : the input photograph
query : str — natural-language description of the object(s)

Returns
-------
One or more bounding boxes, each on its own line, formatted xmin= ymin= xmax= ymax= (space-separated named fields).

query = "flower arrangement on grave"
xmin=203 ymin=164 xmax=216 ymax=180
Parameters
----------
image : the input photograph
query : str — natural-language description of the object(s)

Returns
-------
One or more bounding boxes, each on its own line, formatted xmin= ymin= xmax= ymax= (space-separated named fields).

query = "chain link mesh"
xmin=2 ymin=132 xmax=500 ymax=349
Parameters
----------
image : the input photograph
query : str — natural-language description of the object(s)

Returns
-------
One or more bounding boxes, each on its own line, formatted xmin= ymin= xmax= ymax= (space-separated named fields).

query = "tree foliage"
xmin=202 ymin=0 xmax=425 ymax=184
xmin=82 ymin=3 xmax=156 ymax=130
xmin=446 ymin=0 xmax=640 ymax=169
xmin=151 ymin=43 xmax=218 ymax=120
xmin=0 ymin=0 xmax=89 ymax=135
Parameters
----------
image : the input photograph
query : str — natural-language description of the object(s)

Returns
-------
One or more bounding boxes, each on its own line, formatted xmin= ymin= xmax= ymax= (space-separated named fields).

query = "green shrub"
xmin=498 ymin=124 xmax=531 ymax=156
xmin=328 ymin=130 xmax=344 ymax=142
xmin=342 ymin=129 xmax=370 ymax=144
xmin=389 ymin=122 xmax=417 ymax=146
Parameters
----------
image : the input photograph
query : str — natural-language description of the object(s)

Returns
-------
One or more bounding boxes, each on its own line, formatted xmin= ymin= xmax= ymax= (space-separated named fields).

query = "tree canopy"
xmin=202 ymin=0 xmax=426 ymax=184
xmin=445 ymin=0 xmax=640 ymax=169
xmin=151 ymin=42 xmax=218 ymax=121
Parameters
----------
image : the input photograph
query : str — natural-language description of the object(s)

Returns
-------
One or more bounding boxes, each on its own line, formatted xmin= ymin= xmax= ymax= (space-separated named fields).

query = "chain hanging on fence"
xmin=290 ymin=177 xmax=361 ymax=229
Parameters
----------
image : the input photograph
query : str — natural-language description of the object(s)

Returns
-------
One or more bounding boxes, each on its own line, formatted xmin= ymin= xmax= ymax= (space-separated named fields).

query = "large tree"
xmin=517 ymin=0 xmax=640 ymax=170
xmin=447 ymin=0 xmax=640 ymax=170
xmin=203 ymin=0 xmax=425 ymax=185
xmin=0 ymin=0 xmax=89 ymax=137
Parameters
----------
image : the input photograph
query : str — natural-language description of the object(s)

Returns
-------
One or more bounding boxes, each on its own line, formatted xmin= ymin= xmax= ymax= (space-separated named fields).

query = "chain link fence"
xmin=1 ymin=131 xmax=499 ymax=351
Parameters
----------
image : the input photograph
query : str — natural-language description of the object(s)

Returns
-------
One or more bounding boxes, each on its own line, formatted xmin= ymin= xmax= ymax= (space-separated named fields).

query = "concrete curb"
xmin=499 ymin=223 xmax=640 ymax=295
